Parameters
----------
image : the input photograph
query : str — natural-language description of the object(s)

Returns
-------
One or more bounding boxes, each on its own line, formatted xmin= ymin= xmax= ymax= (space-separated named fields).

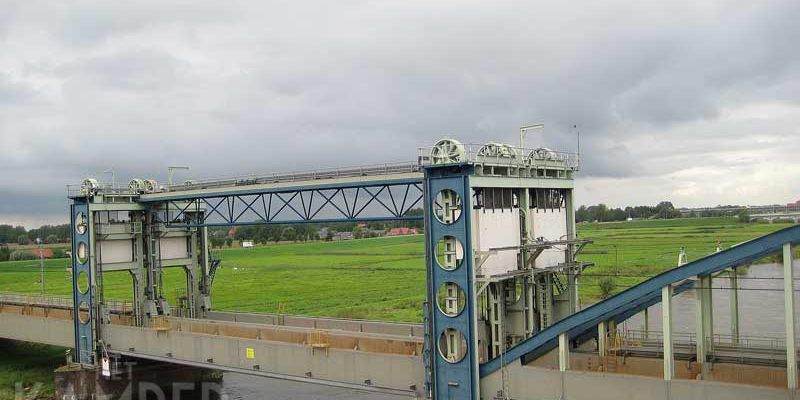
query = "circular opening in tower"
xmin=78 ymin=301 xmax=90 ymax=324
xmin=437 ymin=282 xmax=466 ymax=317
xmin=76 ymin=242 xmax=88 ymax=265
xmin=77 ymin=271 xmax=90 ymax=295
xmin=433 ymin=189 xmax=462 ymax=225
xmin=75 ymin=212 xmax=87 ymax=235
xmin=436 ymin=235 xmax=464 ymax=271
xmin=438 ymin=327 xmax=468 ymax=364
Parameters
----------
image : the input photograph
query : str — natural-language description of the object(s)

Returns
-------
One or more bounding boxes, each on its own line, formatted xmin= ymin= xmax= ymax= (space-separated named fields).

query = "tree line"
xmin=575 ymin=201 xmax=681 ymax=223
xmin=209 ymin=209 xmax=424 ymax=247
xmin=0 ymin=224 xmax=70 ymax=245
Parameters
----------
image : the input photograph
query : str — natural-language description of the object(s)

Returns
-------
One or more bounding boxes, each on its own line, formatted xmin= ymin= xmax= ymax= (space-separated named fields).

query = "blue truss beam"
xmin=167 ymin=216 xmax=424 ymax=228
xmin=151 ymin=180 xmax=424 ymax=227
xmin=138 ymin=177 xmax=423 ymax=202
xmin=481 ymin=224 xmax=800 ymax=377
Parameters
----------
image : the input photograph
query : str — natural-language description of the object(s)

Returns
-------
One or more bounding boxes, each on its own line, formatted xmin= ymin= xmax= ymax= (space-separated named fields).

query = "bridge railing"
xmin=617 ymin=329 xmax=791 ymax=362
xmin=0 ymin=292 xmax=132 ymax=313
xmin=0 ymin=293 xmax=73 ymax=307
xmin=165 ymin=162 xmax=423 ymax=192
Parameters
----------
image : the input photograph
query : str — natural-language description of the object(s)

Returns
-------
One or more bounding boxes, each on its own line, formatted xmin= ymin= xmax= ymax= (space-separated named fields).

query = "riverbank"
xmin=0 ymin=341 xmax=65 ymax=400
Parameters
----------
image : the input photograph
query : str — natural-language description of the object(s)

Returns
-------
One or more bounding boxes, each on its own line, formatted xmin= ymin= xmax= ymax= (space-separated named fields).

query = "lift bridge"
xmin=1 ymin=138 xmax=800 ymax=400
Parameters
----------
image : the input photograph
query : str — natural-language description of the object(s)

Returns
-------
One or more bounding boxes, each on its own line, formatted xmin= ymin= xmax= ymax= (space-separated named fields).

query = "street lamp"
xmin=102 ymin=168 xmax=115 ymax=188
xmin=168 ymin=166 xmax=190 ymax=186
xmin=519 ymin=123 xmax=544 ymax=149
xmin=36 ymin=238 xmax=45 ymax=299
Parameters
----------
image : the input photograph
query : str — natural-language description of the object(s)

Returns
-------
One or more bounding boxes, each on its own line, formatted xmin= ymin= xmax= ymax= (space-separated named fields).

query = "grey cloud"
xmin=1 ymin=0 xmax=800 ymax=226
xmin=57 ymin=49 xmax=188 ymax=92
xmin=0 ymin=74 xmax=39 ymax=105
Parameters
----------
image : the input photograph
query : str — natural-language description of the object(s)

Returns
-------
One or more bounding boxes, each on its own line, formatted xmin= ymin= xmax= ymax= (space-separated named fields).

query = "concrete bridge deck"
xmin=2 ymin=293 xmax=799 ymax=400
xmin=0 ymin=296 xmax=424 ymax=397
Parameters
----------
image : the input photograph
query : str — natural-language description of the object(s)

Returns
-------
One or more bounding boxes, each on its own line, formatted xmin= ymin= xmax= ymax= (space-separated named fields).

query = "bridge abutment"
xmin=54 ymin=359 xmax=221 ymax=400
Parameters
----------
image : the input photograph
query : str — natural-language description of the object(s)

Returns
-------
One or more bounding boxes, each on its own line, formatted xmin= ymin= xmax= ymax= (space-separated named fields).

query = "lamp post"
xmin=519 ymin=123 xmax=544 ymax=149
xmin=168 ymin=166 xmax=190 ymax=186
xmin=103 ymin=168 xmax=115 ymax=188
xmin=36 ymin=238 xmax=45 ymax=299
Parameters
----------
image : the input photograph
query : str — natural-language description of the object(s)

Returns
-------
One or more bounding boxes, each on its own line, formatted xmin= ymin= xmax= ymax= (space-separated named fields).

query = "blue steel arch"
xmin=71 ymin=201 xmax=95 ymax=365
xmin=425 ymin=168 xmax=479 ymax=399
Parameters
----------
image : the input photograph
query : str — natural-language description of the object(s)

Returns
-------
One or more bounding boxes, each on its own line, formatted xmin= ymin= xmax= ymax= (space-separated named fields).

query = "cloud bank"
xmin=1 ymin=0 xmax=799 ymax=226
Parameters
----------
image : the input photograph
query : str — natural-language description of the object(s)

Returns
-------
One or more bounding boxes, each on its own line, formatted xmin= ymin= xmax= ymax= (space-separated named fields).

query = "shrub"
xmin=598 ymin=277 xmax=617 ymax=300
xmin=9 ymin=250 xmax=38 ymax=261
xmin=51 ymin=248 xmax=67 ymax=259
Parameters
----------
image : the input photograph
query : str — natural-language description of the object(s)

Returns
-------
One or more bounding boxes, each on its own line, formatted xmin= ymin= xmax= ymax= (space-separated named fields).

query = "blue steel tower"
xmin=422 ymin=139 xmax=583 ymax=399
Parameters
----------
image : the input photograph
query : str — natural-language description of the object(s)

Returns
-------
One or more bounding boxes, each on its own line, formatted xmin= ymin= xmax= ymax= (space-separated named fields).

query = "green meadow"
xmin=575 ymin=217 xmax=795 ymax=301
xmin=0 ymin=218 xmax=794 ymax=322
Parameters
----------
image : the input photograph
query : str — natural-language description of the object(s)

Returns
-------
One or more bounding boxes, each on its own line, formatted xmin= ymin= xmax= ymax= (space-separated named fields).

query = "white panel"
xmin=531 ymin=208 xmax=567 ymax=268
xmin=160 ymin=237 xmax=189 ymax=260
xmin=472 ymin=209 xmax=520 ymax=276
xmin=98 ymin=239 xmax=133 ymax=264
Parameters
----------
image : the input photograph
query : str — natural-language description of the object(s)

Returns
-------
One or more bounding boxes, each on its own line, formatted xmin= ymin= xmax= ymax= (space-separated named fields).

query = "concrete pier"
xmin=55 ymin=358 xmax=221 ymax=400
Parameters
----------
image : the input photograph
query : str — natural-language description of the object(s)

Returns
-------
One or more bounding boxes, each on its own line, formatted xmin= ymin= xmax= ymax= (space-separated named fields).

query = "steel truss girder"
xmin=154 ymin=182 xmax=424 ymax=227
xmin=481 ymin=224 xmax=800 ymax=377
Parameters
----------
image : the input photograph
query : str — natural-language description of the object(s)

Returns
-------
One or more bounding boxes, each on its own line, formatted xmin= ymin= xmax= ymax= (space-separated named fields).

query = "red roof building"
xmin=387 ymin=227 xmax=418 ymax=236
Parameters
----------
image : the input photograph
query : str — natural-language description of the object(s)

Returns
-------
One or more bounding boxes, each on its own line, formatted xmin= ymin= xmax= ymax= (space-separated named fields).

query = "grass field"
xmin=0 ymin=235 xmax=427 ymax=322
xmin=0 ymin=218 xmax=795 ymax=322
xmin=575 ymin=217 xmax=795 ymax=301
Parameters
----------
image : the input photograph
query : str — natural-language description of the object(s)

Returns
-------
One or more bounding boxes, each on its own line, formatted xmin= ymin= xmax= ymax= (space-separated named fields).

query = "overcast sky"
xmin=1 ymin=1 xmax=799 ymax=228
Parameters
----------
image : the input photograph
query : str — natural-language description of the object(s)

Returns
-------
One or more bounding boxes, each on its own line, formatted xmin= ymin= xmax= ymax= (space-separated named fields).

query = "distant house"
xmin=332 ymin=231 xmax=354 ymax=241
xmin=366 ymin=229 xmax=387 ymax=237
xmin=788 ymin=200 xmax=800 ymax=208
xmin=242 ymin=240 xmax=254 ymax=248
xmin=20 ymin=248 xmax=53 ymax=258
xmin=387 ymin=227 xmax=418 ymax=236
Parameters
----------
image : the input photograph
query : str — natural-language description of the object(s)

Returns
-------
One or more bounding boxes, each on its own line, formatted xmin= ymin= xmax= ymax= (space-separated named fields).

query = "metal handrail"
xmin=417 ymin=143 xmax=580 ymax=170
xmin=68 ymin=161 xmax=423 ymax=197
xmin=0 ymin=292 xmax=131 ymax=312
xmin=166 ymin=161 xmax=422 ymax=192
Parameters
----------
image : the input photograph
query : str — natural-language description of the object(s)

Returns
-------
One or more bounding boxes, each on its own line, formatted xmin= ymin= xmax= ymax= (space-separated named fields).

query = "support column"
xmin=525 ymin=276 xmax=535 ymax=337
xmin=695 ymin=274 xmax=714 ymax=378
xmin=702 ymin=275 xmax=714 ymax=352
xmin=729 ymin=268 xmax=739 ymax=344
xmin=487 ymin=283 xmax=504 ymax=359
xmin=565 ymin=189 xmax=577 ymax=318
xmin=568 ymin=270 xmax=577 ymax=315
xmin=643 ymin=308 xmax=650 ymax=339
xmin=784 ymin=243 xmax=797 ymax=390
xmin=662 ymin=285 xmax=674 ymax=381
xmin=544 ymin=274 xmax=553 ymax=328
xmin=559 ymin=332 xmax=570 ymax=371
xmin=598 ymin=321 xmax=608 ymax=359
xmin=695 ymin=278 xmax=706 ymax=377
